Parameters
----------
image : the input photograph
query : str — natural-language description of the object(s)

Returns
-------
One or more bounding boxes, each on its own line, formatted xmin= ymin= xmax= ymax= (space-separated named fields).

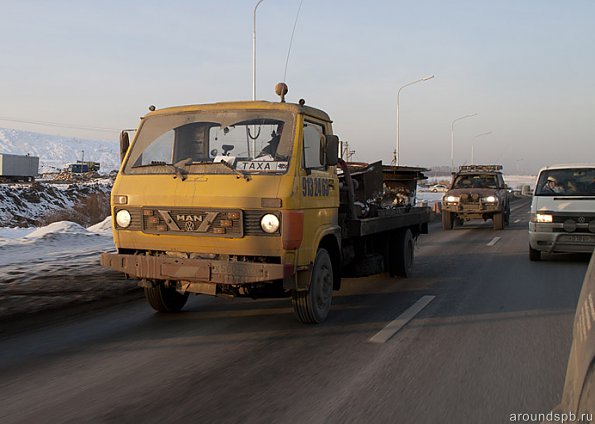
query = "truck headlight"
xmin=116 ymin=209 xmax=132 ymax=228
xmin=483 ymin=196 xmax=498 ymax=203
xmin=535 ymin=213 xmax=553 ymax=223
xmin=444 ymin=195 xmax=459 ymax=203
xmin=260 ymin=213 xmax=280 ymax=234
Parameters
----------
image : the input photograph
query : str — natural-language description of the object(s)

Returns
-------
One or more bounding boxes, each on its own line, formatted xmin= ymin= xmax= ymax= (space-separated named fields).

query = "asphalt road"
xmin=0 ymin=197 xmax=590 ymax=424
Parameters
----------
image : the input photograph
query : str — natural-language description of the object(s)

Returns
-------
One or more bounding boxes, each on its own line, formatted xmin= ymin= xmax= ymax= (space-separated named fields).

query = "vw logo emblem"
xmin=185 ymin=221 xmax=195 ymax=231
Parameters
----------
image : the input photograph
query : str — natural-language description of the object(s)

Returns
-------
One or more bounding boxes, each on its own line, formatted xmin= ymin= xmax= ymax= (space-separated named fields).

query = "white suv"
xmin=529 ymin=164 xmax=595 ymax=261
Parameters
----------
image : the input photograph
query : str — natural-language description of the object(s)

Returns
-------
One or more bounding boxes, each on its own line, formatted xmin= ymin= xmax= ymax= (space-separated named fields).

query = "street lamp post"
xmin=471 ymin=131 xmax=492 ymax=164
xmin=252 ymin=0 xmax=265 ymax=101
xmin=450 ymin=113 xmax=478 ymax=171
xmin=394 ymin=75 xmax=434 ymax=166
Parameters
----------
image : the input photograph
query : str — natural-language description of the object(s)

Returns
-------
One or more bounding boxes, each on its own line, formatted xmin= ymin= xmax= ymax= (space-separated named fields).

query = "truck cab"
xmin=101 ymin=96 xmax=345 ymax=322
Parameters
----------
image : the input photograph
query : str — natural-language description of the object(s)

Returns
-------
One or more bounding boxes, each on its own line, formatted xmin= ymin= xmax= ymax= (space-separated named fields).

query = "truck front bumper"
xmin=100 ymin=252 xmax=294 ymax=285
xmin=442 ymin=203 xmax=501 ymax=220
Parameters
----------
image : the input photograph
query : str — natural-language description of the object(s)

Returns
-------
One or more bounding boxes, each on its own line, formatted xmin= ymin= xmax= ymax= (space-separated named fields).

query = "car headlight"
xmin=444 ymin=195 xmax=459 ymax=203
xmin=483 ymin=195 xmax=498 ymax=203
xmin=535 ymin=213 xmax=553 ymax=223
xmin=260 ymin=213 xmax=280 ymax=234
xmin=115 ymin=209 xmax=132 ymax=228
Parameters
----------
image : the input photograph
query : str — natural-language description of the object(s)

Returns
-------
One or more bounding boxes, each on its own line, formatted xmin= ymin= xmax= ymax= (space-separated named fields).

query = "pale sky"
xmin=1 ymin=0 xmax=594 ymax=174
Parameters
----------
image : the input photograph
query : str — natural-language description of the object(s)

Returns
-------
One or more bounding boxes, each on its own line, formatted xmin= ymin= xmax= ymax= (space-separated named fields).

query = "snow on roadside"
xmin=87 ymin=216 xmax=113 ymax=234
xmin=0 ymin=219 xmax=115 ymax=270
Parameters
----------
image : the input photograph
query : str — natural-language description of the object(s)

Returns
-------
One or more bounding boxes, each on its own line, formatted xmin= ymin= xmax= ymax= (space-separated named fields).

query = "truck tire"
xmin=292 ymin=248 xmax=333 ymax=324
xmin=529 ymin=245 xmax=541 ymax=261
xmin=493 ymin=212 xmax=504 ymax=230
xmin=144 ymin=284 xmax=189 ymax=312
xmin=390 ymin=229 xmax=414 ymax=278
xmin=442 ymin=211 xmax=454 ymax=230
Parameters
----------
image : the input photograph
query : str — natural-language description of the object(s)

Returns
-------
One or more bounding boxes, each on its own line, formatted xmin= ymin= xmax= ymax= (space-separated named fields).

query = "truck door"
xmin=298 ymin=119 xmax=339 ymax=264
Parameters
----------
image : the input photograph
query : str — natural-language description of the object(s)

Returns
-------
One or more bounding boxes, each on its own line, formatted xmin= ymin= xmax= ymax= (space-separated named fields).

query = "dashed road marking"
xmin=514 ymin=219 xmax=521 ymax=223
xmin=487 ymin=236 xmax=501 ymax=246
xmin=369 ymin=295 xmax=435 ymax=344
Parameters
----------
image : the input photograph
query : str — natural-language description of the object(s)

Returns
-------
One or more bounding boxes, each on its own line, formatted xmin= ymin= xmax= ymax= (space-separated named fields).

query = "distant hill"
xmin=0 ymin=128 xmax=119 ymax=173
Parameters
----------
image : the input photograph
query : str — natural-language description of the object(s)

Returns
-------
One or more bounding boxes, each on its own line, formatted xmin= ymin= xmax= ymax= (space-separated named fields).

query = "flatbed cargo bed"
xmin=342 ymin=206 xmax=430 ymax=238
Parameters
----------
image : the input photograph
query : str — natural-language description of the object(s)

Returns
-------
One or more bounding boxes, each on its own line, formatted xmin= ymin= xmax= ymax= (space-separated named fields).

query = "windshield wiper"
xmin=166 ymin=158 xmax=194 ymax=181
xmin=131 ymin=161 xmax=168 ymax=168
xmin=218 ymin=159 xmax=251 ymax=181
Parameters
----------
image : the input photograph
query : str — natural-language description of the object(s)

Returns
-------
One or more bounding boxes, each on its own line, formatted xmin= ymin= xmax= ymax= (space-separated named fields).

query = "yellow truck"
xmin=100 ymin=85 xmax=430 ymax=323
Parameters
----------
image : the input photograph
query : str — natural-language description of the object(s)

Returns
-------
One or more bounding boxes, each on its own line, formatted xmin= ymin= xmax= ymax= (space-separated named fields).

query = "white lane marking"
xmin=487 ymin=236 xmax=501 ymax=247
xmin=369 ymin=295 xmax=435 ymax=344
xmin=514 ymin=219 xmax=521 ymax=223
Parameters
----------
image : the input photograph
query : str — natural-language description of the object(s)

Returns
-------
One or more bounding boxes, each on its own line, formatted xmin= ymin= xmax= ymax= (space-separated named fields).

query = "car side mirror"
xmin=120 ymin=131 xmax=130 ymax=163
xmin=324 ymin=134 xmax=339 ymax=166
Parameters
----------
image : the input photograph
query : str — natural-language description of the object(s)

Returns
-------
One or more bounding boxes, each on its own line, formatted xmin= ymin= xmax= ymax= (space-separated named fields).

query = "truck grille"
xmin=115 ymin=208 xmax=280 ymax=237
xmin=141 ymin=208 xmax=243 ymax=237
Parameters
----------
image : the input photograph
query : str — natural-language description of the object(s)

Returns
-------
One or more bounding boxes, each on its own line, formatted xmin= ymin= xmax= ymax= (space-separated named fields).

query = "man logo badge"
xmin=158 ymin=210 xmax=220 ymax=233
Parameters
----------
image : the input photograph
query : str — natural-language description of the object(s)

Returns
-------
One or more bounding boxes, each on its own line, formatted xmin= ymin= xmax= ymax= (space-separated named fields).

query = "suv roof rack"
xmin=458 ymin=164 xmax=503 ymax=172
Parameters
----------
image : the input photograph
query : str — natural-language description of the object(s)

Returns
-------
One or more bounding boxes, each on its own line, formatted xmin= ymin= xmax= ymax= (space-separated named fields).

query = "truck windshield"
xmin=453 ymin=174 xmax=499 ymax=189
xmin=535 ymin=168 xmax=595 ymax=196
xmin=124 ymin=110 xmax=294 ymax=175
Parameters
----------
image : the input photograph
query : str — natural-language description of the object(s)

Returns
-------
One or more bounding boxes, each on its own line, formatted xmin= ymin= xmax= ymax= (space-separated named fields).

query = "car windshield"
xmin=453 ymin=174 xmax=499 ymax=189
xmin=535 ymin=168 xmax=595 ymax=196
xmin=124 ymin=109 xmax=294 ymax=175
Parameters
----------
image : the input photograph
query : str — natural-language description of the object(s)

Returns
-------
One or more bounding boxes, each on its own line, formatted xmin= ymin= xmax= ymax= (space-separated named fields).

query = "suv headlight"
xmin=115 ymin=209 xmax=132 ymax=228
xmin=483 ymin=195 xmax=498 ymax=203
xmin=260 ymin=213 xmax=280 ymax=233
xmin=444 ymin=195 xmax=459 ymax=203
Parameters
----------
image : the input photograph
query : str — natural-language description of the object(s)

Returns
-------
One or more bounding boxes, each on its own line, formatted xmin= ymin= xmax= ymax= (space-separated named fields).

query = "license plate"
xmin=560 ymin=234 xmax=595 ymax=243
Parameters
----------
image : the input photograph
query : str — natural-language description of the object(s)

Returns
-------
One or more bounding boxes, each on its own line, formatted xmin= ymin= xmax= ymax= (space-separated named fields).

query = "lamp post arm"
xmin=450 ymin=113 xmax=478 ymax=171
xmin=471 ymin=131 xmax=492 ymax=164
xmin=395 ymin=74 xmax=434 ymax=166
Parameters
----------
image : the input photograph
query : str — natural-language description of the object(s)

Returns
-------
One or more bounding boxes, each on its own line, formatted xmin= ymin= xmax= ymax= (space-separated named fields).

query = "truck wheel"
xmin=442 ymin=211 xmax=454 ymax=230
xmin=493 ymin=213 xmax=504 ymax=230
xmin=292 ymin=248 xmax=333 ymax=324
xmin=390 ymin=229 xmax=414 ymax=278
xmin=144 ymin=283 xmax=189 ymax=313
xmin=455 ymin=217 xmax=464 ymax=227
xmin=529 ymin=245 xmax=541 ymax=261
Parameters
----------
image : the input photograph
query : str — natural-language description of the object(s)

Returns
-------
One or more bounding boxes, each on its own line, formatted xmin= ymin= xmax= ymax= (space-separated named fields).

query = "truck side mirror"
xmin=120 ymin=131 xmax=130 ymax=163
xmin=324 ymin=135 xmax=339 ymax=166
